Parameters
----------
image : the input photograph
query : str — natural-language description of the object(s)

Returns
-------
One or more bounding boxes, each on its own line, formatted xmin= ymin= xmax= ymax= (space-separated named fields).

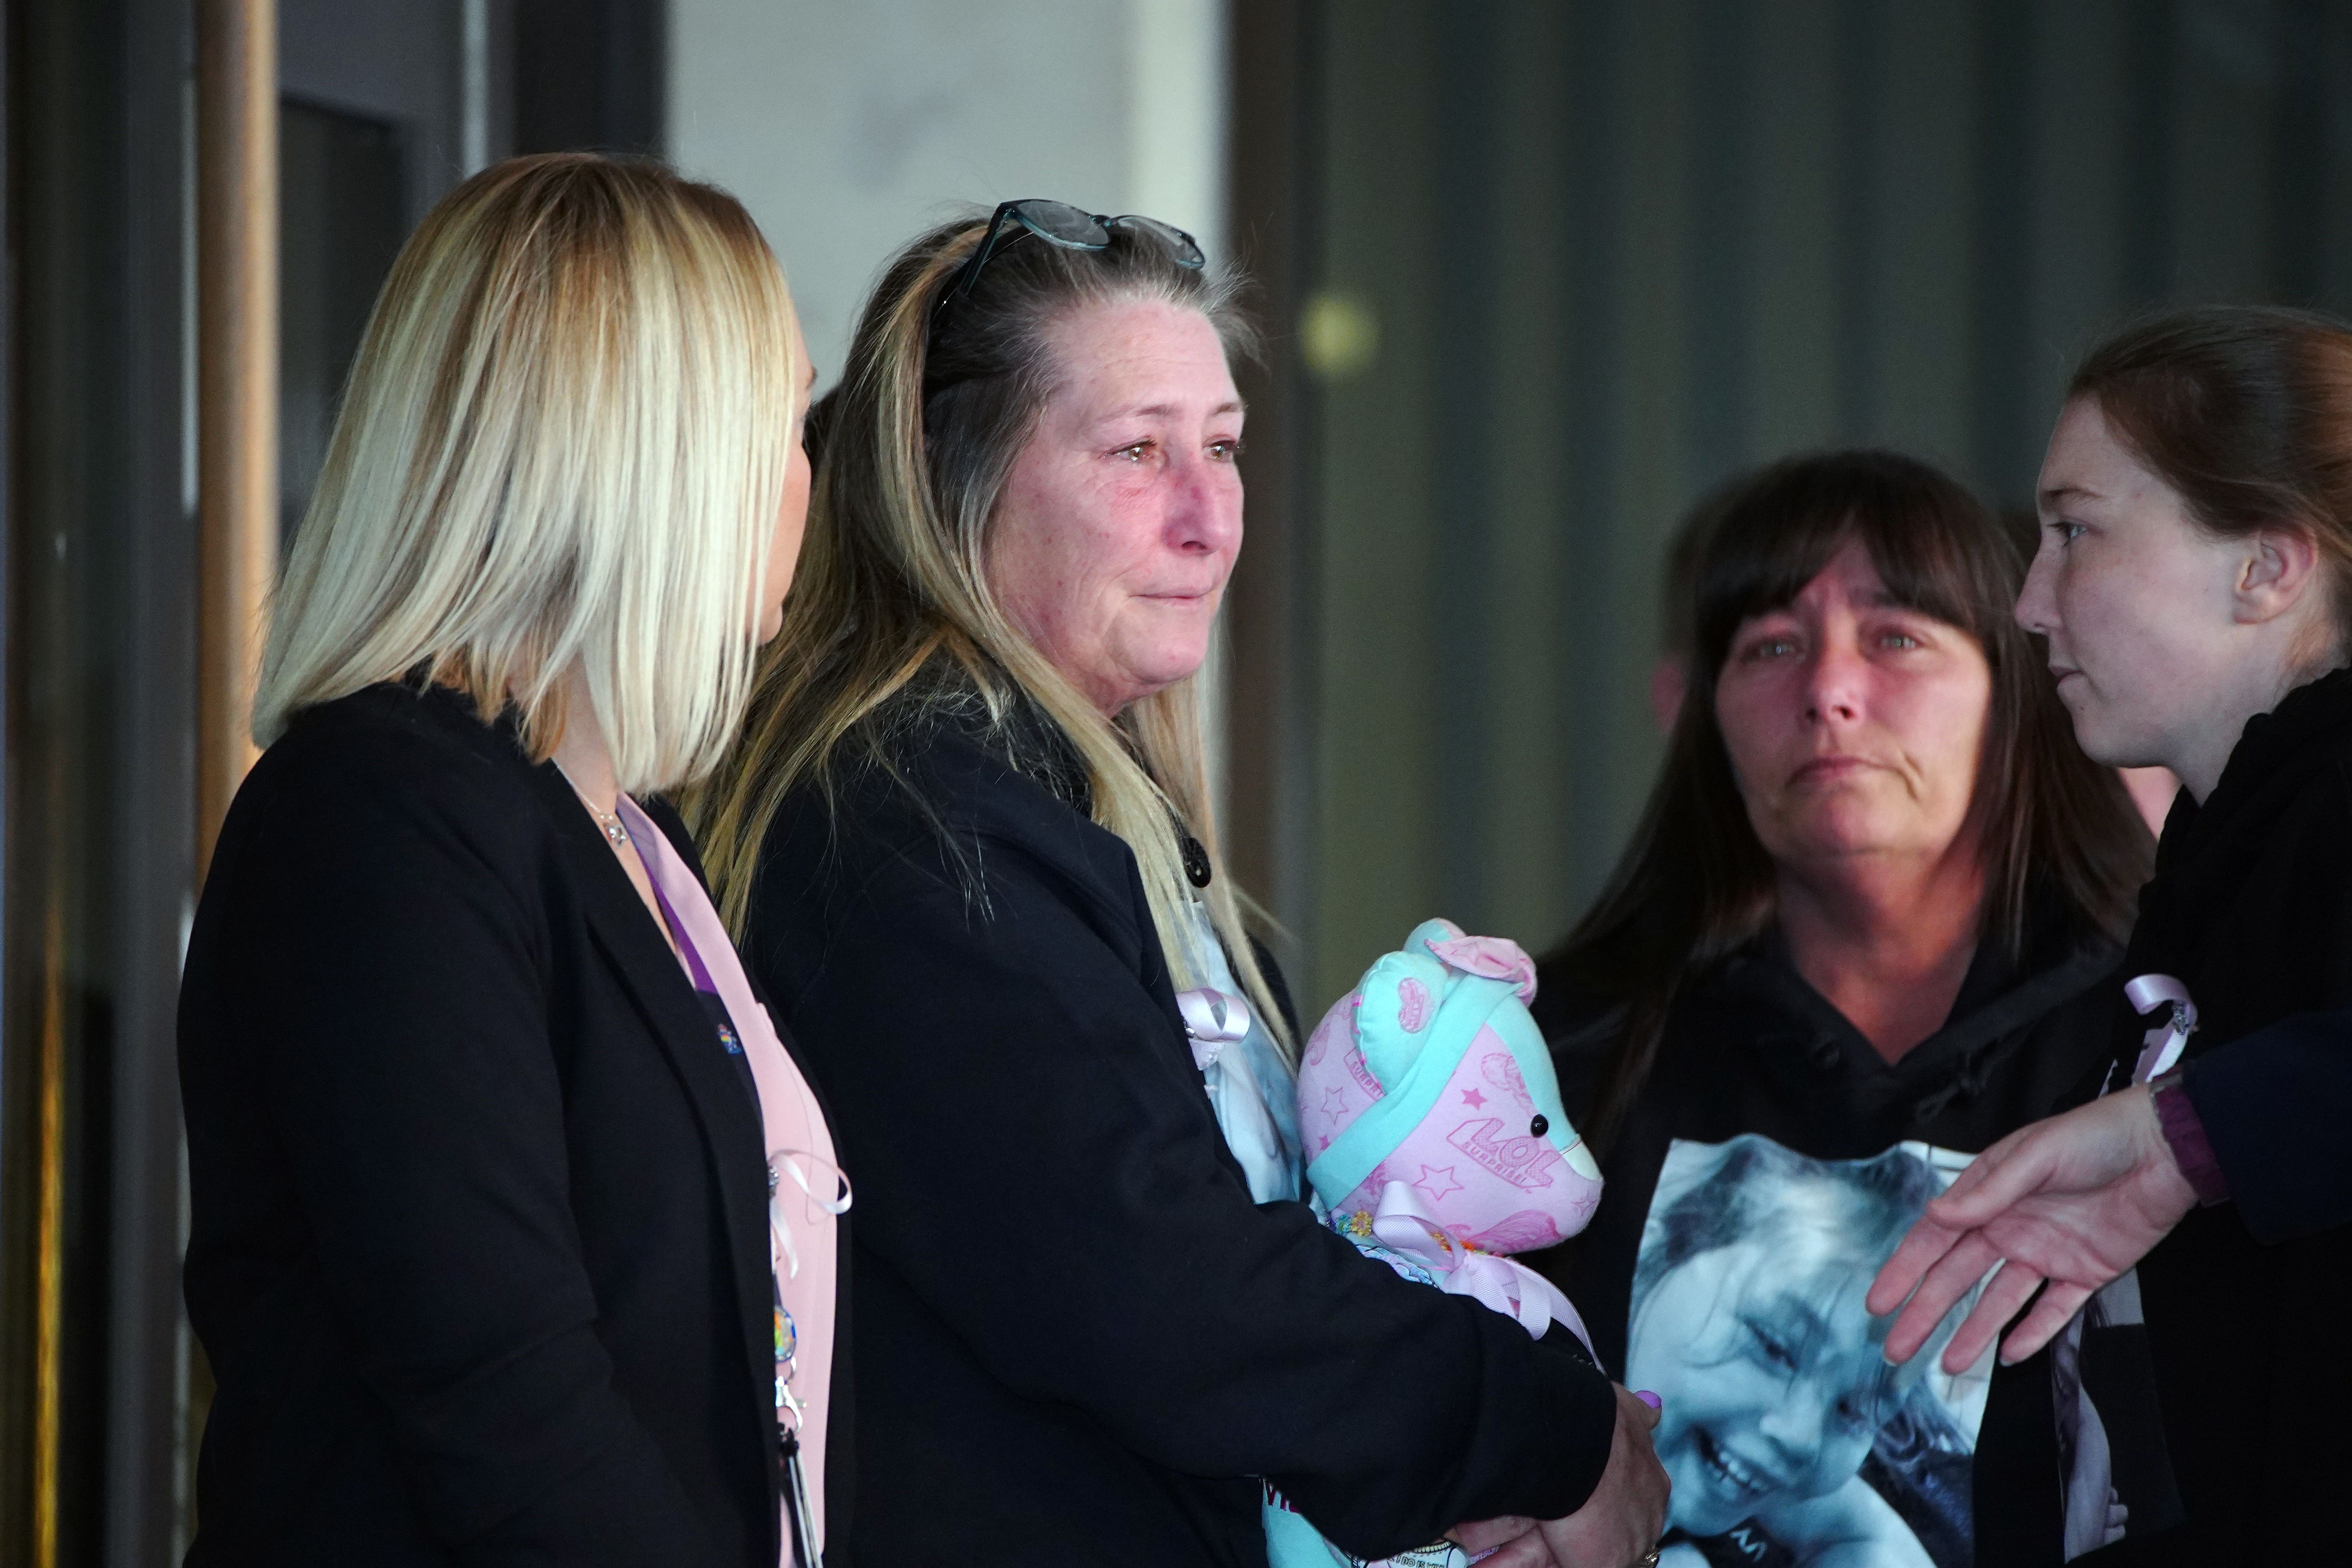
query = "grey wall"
xmin=668 ymin=0 xmax=1228 ymax=396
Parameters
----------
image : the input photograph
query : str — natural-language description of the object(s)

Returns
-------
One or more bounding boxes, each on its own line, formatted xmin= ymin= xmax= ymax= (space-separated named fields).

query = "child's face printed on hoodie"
xmin=1627 ymin=1224 xmax=1916 ymax=1538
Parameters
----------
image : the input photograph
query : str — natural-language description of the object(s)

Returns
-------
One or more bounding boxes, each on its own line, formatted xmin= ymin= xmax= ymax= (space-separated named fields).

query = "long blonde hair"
xmin=256 ymin=153 xmax=799 ymax=794
xmin=691 ymin=214 xmax=1291 ymax=1054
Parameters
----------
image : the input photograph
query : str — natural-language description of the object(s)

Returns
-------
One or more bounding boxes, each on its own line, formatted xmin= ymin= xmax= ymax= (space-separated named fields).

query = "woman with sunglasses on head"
xmin=1873 ymin=306 xmax=2352 ymax=1565
xmin=180 ymin=156 xmax=840 ymax=1565
xmin=692 ymin=202 xmax=1668 ymax=1567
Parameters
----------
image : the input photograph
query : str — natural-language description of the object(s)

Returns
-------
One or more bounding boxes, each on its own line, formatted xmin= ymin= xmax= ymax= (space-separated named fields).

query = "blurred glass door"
xmin=279 ymin=101 xmax=407 ymax=547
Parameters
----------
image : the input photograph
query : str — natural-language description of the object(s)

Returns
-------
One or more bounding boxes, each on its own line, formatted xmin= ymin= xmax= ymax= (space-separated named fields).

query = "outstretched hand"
xmin=1866 ymin=1084 xmax=2199 ymax=1374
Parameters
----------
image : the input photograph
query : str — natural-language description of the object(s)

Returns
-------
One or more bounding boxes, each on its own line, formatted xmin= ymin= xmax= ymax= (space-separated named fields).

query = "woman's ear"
xmin=2233 ymin=524 xmax=2326 ymax=626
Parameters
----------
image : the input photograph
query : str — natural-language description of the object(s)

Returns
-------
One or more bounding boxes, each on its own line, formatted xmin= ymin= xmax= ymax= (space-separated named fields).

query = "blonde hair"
xmin=691 ymin=214 xmax=1291 ymax=1055
xmin=256 ymin=153 xmax=798 ymax=794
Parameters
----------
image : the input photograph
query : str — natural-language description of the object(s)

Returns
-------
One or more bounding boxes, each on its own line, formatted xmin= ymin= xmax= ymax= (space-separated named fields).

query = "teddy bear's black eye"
xmin=1529 ymin=1114 xmax=1549 ymax=1138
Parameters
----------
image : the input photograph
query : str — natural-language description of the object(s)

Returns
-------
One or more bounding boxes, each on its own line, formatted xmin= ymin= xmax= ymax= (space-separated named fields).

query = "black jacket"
xmin=1531 ymin=904 xmax=2124 ymax=1568
xmin=2087 ymin=668 xmax=2352 ymax=1566
xmin=739 ymin=706 xmax=1619 ymax=1567
xmin=180 ymin=682 xmax=847 ymax=1565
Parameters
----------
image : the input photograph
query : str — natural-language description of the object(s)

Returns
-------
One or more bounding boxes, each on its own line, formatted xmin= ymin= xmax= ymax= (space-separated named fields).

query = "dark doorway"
xmin=279 ymin=99 xmax=408 ymax=548
xmin=514 ymin=0 xmax=665 ymax=156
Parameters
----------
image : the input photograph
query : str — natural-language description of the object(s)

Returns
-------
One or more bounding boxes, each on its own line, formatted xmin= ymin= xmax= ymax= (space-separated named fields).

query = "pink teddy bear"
xmin=1264 ymin=918 xmax=1606 ymax=1568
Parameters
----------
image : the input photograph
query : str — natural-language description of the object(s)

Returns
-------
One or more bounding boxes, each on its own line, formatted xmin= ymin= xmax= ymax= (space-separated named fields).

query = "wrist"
xmin=2149 ymin=1072 xmax=2229 ymax=1207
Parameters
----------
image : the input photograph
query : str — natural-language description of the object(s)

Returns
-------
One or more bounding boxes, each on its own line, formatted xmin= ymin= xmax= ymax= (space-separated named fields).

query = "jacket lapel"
xmin=523 ymin=762 xmax=780 ymax=1440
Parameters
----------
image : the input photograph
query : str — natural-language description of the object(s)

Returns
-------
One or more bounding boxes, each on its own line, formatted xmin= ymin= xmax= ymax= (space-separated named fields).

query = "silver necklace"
xmin=553 ymin=761 xmax=630 ymax=846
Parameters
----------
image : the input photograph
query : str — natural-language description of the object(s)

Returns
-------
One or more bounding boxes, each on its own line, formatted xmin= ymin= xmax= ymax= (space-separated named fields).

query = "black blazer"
xmin=179 ymin=682 xmax=849 ymax=1565
xmin=741 ymin=705 xmax=1617 ymax=1567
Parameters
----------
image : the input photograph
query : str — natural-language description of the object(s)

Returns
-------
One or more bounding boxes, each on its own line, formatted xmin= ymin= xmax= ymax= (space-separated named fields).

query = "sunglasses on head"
xmin=950 ymin=198 xmax=1206 ymax=300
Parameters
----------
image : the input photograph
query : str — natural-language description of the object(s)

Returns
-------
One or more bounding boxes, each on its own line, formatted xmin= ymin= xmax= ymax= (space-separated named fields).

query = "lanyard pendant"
xmin=780 ymin=1427 xmax=822 ymax=1568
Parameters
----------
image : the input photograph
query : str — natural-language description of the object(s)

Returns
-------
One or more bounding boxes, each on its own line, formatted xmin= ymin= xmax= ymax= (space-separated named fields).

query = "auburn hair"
xmin=2070 ymin=304 xmax=2352 ymax=658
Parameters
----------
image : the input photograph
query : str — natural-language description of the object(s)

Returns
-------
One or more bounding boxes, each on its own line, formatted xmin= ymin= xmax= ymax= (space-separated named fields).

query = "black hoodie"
xmin=2077 ymin=667 xmax=2352 ymax=1566
xmin=1531 ymin=903 xmax=2124 ymax=1568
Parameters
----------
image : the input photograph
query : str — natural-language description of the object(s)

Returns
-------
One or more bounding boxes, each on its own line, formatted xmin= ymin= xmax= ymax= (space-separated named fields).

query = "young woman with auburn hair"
xmin=1876 ymin=305 xmax=2352 ymax=1565
xmin=180 ymin=154 xmax=837 ymax=1565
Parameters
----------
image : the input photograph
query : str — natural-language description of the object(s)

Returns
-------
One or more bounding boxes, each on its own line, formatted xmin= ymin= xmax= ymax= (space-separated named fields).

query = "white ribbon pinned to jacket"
xmin=1176 ymin=986 xmax=1298 ymax=1205
xmin=2123 ymin=974 xmax=2198 ymax=1085
xmin=769 ymin=1149 xmax=853 ymax=1281
xmin=1369 ymin=1181 xmax=1595 ymax=1355
xmin=1176 ymin=987 xmax=1255 ymax=1070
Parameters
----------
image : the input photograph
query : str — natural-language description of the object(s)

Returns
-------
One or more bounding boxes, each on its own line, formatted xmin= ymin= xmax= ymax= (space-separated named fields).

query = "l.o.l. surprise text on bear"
xmin=1264 ymin=919 xmax=1606 ymax=1568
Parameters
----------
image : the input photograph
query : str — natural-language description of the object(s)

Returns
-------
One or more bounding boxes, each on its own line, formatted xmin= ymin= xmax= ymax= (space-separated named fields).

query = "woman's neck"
xmin=2171 ymin=642 xmax=2348 ymax=804
xmin=541 ymin=670 xmax=685 ymax=960
xmin=1776 ymin=841 xmax=1987 ymax=1067
xmin=547 ymin=673 xmax=621 ymax=810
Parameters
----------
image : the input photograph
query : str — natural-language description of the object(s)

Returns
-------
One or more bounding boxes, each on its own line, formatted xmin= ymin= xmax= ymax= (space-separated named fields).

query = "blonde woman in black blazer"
xmin=178 ymin=155 xmax=835 ymax=1565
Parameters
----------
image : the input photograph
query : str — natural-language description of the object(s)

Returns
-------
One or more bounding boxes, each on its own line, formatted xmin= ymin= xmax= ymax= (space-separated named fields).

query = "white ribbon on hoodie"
xmin=2123 ymin=973 xmax=2197 ymax=1084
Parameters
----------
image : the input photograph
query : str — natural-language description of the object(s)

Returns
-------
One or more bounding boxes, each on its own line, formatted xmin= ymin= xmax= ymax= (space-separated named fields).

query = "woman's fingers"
xmin=1465 ymin=1527 xmax=1559 ymax=1567
xmin=1920 ymin=1121 xmax=2065 ymax=1231
xmin=1452 ymin=1516 xmax=1540 ymax=1553
xmin=1934 ymin=1259 xmax=2043 ymax=1374
xmin=1882 ymin=1228 xmax=2005 ymax=1363
xmin=1998 ymin=1279 xmax=2096 ymax=1366
xmin=1866 ymin=1124 xmax=2045 ymax=1317
xmin=1865 ymin=1215 xmax=1963 ymax=1317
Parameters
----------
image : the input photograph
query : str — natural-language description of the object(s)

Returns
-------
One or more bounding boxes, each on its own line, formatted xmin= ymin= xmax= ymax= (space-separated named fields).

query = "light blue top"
xmin=1182 ymin=899 xmax=1303 ymax=1204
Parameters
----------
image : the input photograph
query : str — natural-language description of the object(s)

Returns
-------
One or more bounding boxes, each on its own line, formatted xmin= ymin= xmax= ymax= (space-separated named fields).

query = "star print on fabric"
xmin=1460 ymin=1088 xmax=1488 ymax=1108
xmin=1317 ymin=1134 xmax=1330 ymax=1150
xmin=1319 ymin=1087 xmax=1349 ymax=1119
xmin=1414 ymin=1165 xmax=1464 ymax=1203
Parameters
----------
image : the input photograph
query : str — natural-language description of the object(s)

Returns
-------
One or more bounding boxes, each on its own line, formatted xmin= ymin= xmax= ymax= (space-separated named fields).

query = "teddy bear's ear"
xmin=1425 ymin=933 xmax=1539 ymax=1001
xmin=1406 ymin=917 xmax=1466 ymax=955
xmin=1353 ymin=946 xmax=1453 ymax=1091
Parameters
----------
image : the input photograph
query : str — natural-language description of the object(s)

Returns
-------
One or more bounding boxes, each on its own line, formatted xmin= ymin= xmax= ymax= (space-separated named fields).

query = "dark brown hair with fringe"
xmin=1548 ymin=449 xmax=2152 ymax=1152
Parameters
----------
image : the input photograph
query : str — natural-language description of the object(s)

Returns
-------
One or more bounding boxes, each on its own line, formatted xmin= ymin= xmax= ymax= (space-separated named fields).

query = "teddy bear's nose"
xmin=1529 ymin=1114 xmax=1548 ymax=1138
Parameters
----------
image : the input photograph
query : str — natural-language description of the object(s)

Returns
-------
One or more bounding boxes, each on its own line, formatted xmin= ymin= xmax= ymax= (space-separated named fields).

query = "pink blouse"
xmin=616 ymin=796 xmax=841 ymax=1563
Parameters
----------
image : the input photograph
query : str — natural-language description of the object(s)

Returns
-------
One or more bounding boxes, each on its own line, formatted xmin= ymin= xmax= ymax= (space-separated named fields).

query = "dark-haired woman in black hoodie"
xmin=1875 ymin=306 xmax=2352 ymax=1567
xmin=1532 ymin=450 xmax=2153 ymax=1568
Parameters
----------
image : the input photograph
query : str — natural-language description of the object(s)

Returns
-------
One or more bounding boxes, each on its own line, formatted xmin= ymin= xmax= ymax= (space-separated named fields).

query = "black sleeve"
xmin=2184 ymin=1012 xmax=2352 ymax=1244
xmin=227 ymin=740 xmax=723 ymax=1563
xmin=779 ymin=824 xmax=1619 ymax=1557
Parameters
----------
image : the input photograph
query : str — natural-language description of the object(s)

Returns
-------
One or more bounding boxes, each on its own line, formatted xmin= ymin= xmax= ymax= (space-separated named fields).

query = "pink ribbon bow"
xmin=2124 ymin=974 xmax=2197 ymax=1084
xmin=1369 ymin=1182 xmax=1594 ymax=1354
xmin=1176 ymin=988 xmax=1254 ymax=1071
